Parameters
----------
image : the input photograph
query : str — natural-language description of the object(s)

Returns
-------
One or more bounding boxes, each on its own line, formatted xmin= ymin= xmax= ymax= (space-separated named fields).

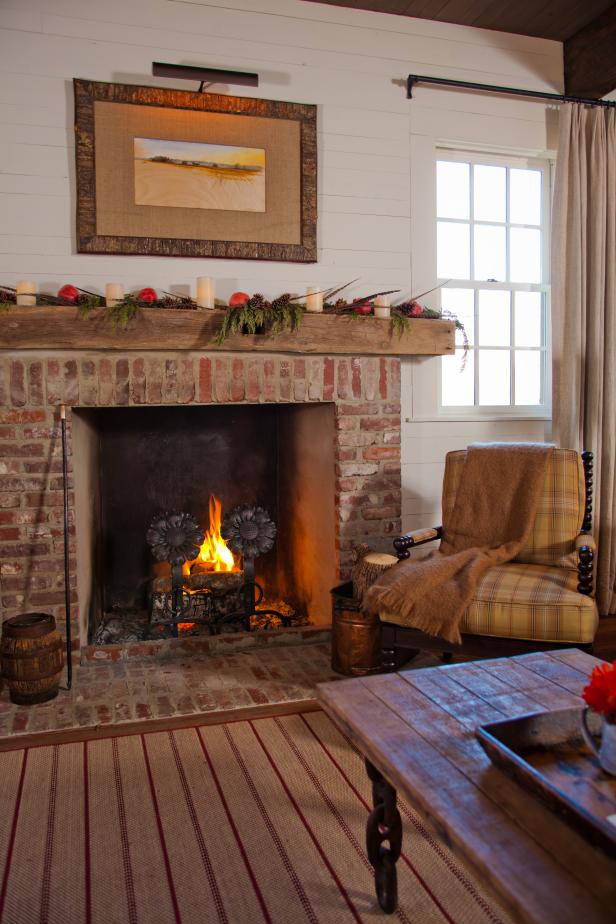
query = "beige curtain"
xmin=552 ymin=103 xmax=616 ymax=615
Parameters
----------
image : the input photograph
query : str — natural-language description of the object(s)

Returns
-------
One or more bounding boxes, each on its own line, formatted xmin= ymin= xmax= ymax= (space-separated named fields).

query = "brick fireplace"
xmin=0 ymin=351 xmax=402 ymax=660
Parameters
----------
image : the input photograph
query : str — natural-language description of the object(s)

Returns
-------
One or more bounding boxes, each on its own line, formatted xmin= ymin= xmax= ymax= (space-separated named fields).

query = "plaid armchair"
xmin=380 ymin=448 xmax=599 ymax=664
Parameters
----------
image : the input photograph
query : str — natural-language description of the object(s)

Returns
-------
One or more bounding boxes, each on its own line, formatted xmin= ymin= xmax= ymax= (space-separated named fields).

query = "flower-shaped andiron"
xmin=146 ymin=511 xmax=204 ymax=566
xmin=222 ymin=505 xmax=276 ymax=560
xmin=221 ymin=505 xmax=287 ymax=631
xmin=146 ymin=511 xmax=205 ymax=637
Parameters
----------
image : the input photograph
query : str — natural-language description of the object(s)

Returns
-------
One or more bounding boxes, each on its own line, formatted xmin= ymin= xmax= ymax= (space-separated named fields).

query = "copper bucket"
xmin=331 ymin=582 xmax=381 ymax=676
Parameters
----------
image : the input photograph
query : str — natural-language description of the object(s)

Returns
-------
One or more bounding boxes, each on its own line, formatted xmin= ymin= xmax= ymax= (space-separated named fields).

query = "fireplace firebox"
xmin=72 ymin=402 xmax=337 ymax=644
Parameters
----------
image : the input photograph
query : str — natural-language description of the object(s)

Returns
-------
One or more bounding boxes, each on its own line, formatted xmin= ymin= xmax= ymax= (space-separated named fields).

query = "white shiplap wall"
xmin=0 ymin=0 xmax=561 ymax=530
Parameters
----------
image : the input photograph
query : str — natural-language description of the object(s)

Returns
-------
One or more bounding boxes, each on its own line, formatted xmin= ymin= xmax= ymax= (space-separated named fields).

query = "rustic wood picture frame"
xmin=74 ymin=79 xmax=317 ymax=262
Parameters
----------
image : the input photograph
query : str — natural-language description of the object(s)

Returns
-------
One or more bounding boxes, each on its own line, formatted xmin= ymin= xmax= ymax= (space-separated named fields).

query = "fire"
xmin=196 ymin=495 xmax=236 ymax=572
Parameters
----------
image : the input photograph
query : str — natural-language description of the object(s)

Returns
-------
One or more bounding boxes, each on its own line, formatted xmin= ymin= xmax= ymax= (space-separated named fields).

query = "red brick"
xmin=308 ymin=359 xmax=324 ymax=401
xmin=0 ymin=409 xmax=46 ymax=424
xmin=28 ymin=361 xmax=44 ymax=406
xmin=215 ymin=357 xmax=231 ymax=402
xmin=364 ymin=358 xmax=378 ymax=401
xmin=199 ymin=357 xmax=212 ymax=403
xmin=362 ymin=505 xmax=399 ymax=520
xmin=379 ymin=357 xmax=388 ymax=399
xmin=179 ymin=358 xmax=195 ymax=403
xmin=351 ymin=357 xmax=362 ymax=398
xmin=246 ymin=360 xmax=260 ymax=402
xmin=384 ymin=429 xmax=400 ymax=445
xmin=132 ymin=357 xmax=146 ymax=404
xmin=23 ymin=460 xmax=63 ymax=474
xmin=146 ymin=358 xmax=163 ymax=404
xmin=336 ymin=417 xmax=357 ymax=431
xmin=115 ymin=358 xmax=130 ymax=405
xmin=64 ymin=359 xmax=78 ymax=404
xmin=337 ymin=359 xmax=350 ymax=399
xmin=363 ymin=446 xmax=400 ymax=461
xmin=0 ymin=527 xmax=20 ymax=540
xmin=0 ymin=542 xmax=50 ymax=557
xmin=279 ymin=359 xmax=290 ymax=401
xmin=383 ymin=462 xmax=401 ymax=474
xmin=382 ymin=402 xmax=401 ymax=415
xmin=0 ymin=443 xmax=44 ymax=458
xmin=231 ymin=358 xmax=245 ymax=402
xmin=10 ymin=362 xmax=26 ymax=407
xmin=263 ymin=359 xmax=275 ymax=402
xmin=337 ymin=431 xmax=375 ymax=448
xmin=360 ymin=416 xmax=399 ymax=431
xmin=163 ymin=359 xmax=178 ymax=403
xmin=338 ymin=403 xmax=377 ymax=416
xmin=0 ymin=494 xmax=21 ymax=510
xmin=336 ymin=448 xmax=357 ymax=462
xmin=323 ymin=357 xmax=334 ymax=401
xmin=0 ymin=460 xmax=21 ymax=474
xmin=99 ymin=357 xmax=114 ymax=404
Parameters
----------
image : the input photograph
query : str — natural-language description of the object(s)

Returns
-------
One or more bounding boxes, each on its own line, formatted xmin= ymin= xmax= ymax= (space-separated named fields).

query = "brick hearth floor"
xmin=0 ymin=640 xmax=344 ymax=741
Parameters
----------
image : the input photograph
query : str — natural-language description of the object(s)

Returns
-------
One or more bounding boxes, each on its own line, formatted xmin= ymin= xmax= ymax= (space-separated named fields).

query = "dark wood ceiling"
xmin=306 ymin=0 xmax=616 ymax=42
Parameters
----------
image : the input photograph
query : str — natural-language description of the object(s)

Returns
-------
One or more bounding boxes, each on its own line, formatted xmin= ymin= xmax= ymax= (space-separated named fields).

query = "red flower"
xmin=582 ymin=660 xmax=616 ymax=721
xmin=409 ymin=301 xmax=423 ymax=317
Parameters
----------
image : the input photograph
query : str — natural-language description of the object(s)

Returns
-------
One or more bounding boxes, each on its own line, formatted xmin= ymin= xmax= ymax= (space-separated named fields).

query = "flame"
xmin=197 ymin=495 xmax=236 ymax=572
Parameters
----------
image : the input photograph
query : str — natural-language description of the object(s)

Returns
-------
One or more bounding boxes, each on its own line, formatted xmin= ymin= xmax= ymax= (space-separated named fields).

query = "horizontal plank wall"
xmin=0 ymin=0 xmax=560 ymax=556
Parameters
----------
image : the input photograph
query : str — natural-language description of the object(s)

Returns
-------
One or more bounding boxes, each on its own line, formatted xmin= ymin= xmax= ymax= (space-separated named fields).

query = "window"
xmin=436 ymin=153 xmax=550 ymax=416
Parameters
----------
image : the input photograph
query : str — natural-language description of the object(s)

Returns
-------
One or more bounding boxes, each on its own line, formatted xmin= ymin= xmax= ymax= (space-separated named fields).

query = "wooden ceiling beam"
xmin=564 ymin=3 xmax=616 ymax=98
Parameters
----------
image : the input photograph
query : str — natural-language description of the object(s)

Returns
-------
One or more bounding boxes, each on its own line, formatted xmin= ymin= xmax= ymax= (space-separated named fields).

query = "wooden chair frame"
xmin=380 ymin=451 xmax=596 ymax=669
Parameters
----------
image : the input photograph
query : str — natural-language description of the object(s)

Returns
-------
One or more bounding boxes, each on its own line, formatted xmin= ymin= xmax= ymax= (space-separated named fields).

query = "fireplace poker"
xmin=60 ymin=405 xmax=72 ymax=690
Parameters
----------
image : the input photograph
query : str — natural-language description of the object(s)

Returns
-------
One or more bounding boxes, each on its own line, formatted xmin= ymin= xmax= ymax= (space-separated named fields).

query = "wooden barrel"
xmin=331 ymin=582 xmax=381 ymax=676
xmin=1 ymin=613 xmax=64 ymax=705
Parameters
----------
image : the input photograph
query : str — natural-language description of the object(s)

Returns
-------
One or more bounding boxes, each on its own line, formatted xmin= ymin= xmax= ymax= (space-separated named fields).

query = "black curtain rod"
xmin=407 ymin=74 xmax=615 ymax=109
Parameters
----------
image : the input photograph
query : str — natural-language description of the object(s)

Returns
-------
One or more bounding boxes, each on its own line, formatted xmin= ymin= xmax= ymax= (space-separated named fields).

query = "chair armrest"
xmin=576 ymin=532 xmax=595 ymax=596
xmin=393 ymin=526 xmax=442 ymax=561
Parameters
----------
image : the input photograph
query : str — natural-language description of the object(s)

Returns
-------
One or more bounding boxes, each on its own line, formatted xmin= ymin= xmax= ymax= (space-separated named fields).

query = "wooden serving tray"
xmin=476 ymin=707 xmax=616 ymax=857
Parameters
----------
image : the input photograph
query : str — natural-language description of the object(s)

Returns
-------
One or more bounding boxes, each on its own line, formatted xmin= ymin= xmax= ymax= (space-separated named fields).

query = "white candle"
xmin=16 ymin=281 xmax=37 ymax=307
xmin=374 ymin=295 xmax=391 ymax=319
xmin=305 ymin=286 xmax=323 ymax=313
xmin=196 ymin=276 xmax=215 ymax=309
xmin=105 ymin=283 xmax=124 ymax=308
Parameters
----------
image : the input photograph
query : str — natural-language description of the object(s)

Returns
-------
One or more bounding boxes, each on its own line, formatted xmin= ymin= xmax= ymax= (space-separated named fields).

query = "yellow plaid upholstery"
xmin=442 ymin=448 xmax=585 ymax=569
xmin=461 ymin=562 xmax=598 ymax=643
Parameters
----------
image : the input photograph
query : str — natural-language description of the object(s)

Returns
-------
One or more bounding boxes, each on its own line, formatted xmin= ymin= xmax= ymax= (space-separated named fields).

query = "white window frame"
xmin=411 ymin=148 xmax=553 ymax=422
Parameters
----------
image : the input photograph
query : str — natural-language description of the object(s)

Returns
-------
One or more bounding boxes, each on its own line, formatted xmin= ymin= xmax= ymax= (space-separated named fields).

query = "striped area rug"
xmin=0 ymin=710 xmax=511 ymax=924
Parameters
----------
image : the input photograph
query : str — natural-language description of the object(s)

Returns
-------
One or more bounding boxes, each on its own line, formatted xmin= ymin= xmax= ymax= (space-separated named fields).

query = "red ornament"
xmin=229 ymin=291 xmax=250 ymax=308
xmin=57 ymin=284 xmax=79 ymax=304
xmin=137 ymin=287 xmax=157 ymax=303
xmin=409 ymin=301 xmax=423 ymax=317
xmin=353 ymin=300 xmax=372 ymax=316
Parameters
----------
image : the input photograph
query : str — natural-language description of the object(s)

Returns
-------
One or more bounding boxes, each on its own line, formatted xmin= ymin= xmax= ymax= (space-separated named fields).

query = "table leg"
xmin=365 ymin=758 xmax=402 ymax=913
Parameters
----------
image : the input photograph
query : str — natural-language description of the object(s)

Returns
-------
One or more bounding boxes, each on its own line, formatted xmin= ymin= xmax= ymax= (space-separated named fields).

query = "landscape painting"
xmin=133 ymin=137 xmax=266 ymax=212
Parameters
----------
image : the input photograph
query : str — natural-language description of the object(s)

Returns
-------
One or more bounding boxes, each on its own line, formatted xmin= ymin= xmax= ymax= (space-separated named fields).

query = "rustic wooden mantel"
xmin=0 ymin=307 xmax=455 ymax=355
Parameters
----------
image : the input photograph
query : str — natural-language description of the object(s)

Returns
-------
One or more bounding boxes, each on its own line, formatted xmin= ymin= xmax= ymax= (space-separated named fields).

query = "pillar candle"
xmin=305 ymin=286 xmax=323 ymax=313
xmin=374 ymin=295 xmax=391 ymax=319
xmin=16 ymin=281 xmax=37 ymax=306
xmin=105 ymin=283 xmax=124 ymax=308
xmin=196 ymin=276 xmax=215 ymax=309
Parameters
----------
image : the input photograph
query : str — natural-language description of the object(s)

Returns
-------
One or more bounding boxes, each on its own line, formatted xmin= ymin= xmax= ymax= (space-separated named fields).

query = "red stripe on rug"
xmin=140 ymin=735 xmax=182 ymax=924
xmin=267 ymin=717 xmax=413 ymax=924
xmin=248 ymin=721 xmax=363 ymax=924
xmin=40 ymin=745 xmax=59 ymax=924
xmin=195 ymin=728 xmax=272 ymax=924
xmin=167 ymin=731 xmax=228 ymax=924
xmin=222 ymin=724 xmax=319 ymax=924
xmin=112 ymin=738 xmax=138 ymax=924
xmin=302 ymin=715 xmax=505 ymax=924
xmin=0 ymin=749 xmax=27 ymax=924
xmin=84 ymin=742 xmax=91 ymax=924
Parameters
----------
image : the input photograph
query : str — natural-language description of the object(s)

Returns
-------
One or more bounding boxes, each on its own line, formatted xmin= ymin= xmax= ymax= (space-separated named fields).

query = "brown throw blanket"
xmin=363 ymin=443 xmax=553 ymax=644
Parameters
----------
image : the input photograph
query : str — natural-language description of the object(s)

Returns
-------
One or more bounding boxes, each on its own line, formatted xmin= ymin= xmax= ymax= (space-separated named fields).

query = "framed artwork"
xmin=74 ymin=79 xmax=317 ymax=262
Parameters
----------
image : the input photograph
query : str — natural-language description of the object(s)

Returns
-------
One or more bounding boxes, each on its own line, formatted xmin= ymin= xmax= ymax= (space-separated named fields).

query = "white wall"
xmin=0 ymin=0 xmax=561 ymax=529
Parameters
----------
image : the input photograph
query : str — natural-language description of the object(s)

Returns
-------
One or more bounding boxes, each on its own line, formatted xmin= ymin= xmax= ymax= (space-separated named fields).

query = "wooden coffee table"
xmin=317 ymin=648 xmax=616 ymax=923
